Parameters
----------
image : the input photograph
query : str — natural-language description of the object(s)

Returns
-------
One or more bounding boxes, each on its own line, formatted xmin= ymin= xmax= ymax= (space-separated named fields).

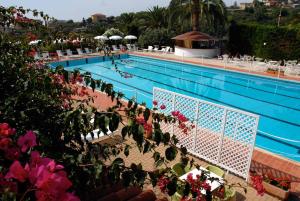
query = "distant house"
xmin=91 ymin=13 xmax=106 ymax=23
xmin=240 ymin=2 xmax=253 ymax=9
xmin=261 ymin=0 xmax=280 ymax=7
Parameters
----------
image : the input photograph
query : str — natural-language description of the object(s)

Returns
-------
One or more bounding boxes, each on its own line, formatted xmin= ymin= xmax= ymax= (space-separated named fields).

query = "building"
xmin=240 ymin=2 xmax=253 ymax=9
xmin=91 ymin=13 xmax=106 ymax=23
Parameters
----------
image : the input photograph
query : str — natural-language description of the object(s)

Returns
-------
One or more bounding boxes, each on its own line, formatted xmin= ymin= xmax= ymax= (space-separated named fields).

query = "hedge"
xmin=227 ymin=22 xmax=300 ymax=60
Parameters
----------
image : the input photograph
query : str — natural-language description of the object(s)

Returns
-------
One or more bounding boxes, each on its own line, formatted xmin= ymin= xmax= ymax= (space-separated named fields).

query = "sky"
xmin=1 ymin=0 xmax=239 ymax=21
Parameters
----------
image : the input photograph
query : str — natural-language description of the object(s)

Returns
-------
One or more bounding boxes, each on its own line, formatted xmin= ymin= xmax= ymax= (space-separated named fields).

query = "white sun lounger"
xmin=66 ymin=49 xmax=82 ymax=58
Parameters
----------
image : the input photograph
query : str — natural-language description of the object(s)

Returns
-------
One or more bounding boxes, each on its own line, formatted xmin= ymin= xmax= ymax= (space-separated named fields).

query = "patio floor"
xmin=82 ymin=88 xmax=300 ymax=200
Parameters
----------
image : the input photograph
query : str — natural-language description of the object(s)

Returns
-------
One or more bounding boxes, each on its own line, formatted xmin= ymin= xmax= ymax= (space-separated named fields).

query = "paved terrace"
xmin=80 ymin=88 xmax=300 ymax=200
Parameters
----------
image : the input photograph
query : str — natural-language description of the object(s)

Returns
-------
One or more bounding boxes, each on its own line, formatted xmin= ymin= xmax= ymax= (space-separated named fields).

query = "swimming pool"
xmin=50 ymin=55 xmax=300 ymax=162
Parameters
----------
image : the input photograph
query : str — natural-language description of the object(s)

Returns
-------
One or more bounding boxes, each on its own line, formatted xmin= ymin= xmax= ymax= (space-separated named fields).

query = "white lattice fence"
xmin=153 ymin=87 xmax=259 ymax=180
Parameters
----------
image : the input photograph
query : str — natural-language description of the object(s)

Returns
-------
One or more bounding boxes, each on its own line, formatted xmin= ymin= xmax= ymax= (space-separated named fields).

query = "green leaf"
xmin=112 ymin=157 xmax=124 ymax=166
xmin=180 ymin=146 xmax=188 ymax=155
xmin=163 ymin=132 xmax=171 ymax=145
xmin=128 ymin=100 xmax=133 ymax=108
xmin=165 ymin=147 xmax=177 ymax=161
xmin=153 ymin=130 xmax=162 ymax=145
xmin=167 ymin=179 xmax=177 ymax=196
xmin=124 ymin=144 xmax=130 ymax=157
xmin=109 ymin=113 xmax=120 ymax=132
xmin=91 ymin=79 xmax=96 ymax=91
xmin=122 ymin=171 xmax=132 ymax=187
xmin=121 ymin=126 xmax=128 ymax=139
xmin=143 ymin=140 xmax=151 ymax=154
xmin=153 ymin=152 xmax=160 ymax=162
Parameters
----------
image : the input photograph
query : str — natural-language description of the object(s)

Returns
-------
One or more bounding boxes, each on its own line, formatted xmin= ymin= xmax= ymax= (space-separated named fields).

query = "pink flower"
xmin=5 ymin=161 xmax=28 ymax=182
xmin=17 ymin=130 xmax=37 ymax=152
xmin=152 ymin=100 xmax=158 ymax=106
xmin=171 ymin=111 xmax=179 ymax=116
xmin=0 ymin=138 xmax=12 ymax=150
xmin=0 ymin=123 xmax=16 ymax=137
xmin=160 ymin=104 xmax=166 ymax=110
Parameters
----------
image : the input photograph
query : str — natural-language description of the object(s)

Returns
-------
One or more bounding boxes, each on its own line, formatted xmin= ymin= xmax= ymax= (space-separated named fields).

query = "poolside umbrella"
xmin=94 ymin=35 xmax=108 ymax=40
xmin=29 ymin=40 xmax=42 ymax=45
xmin=109 ymin=35 xmax=122 ymax=40
xmin=124 ymin=35 xmax=137 ymax=40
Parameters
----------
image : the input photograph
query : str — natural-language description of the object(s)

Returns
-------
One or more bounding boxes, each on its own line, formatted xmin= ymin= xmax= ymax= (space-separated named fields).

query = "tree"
xmin=143 ymin=6 xmax=169 ymax=29
xmin=168 ymin=0 xmax=227 ymax=36
xmin=103 ymin=27 xmax=124 ymax=37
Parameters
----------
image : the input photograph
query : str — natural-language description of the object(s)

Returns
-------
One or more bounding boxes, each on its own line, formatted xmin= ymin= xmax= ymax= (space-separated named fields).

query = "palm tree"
xmin=143 ymin=6 xmax=169 ymax=29
xmin=169 ymin=0 xmax=226 ymax=35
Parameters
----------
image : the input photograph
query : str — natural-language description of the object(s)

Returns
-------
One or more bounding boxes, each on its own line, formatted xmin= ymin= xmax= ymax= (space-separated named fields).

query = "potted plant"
xmin=263 ymin=173 xmax=291 ymax=200
xmin=251 ymin=172 xmax=291 ymax=200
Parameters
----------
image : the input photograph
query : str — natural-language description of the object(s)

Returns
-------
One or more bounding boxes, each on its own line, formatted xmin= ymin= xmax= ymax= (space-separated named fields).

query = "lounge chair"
xmin=42 ymin=52 xmax=51 ymax=61
xmin=153 ymin=47 xmax=159 ymax=52
xmin=56 ymin=50 xmax=68 ymax=60
xmin=33 ymin=52 xmax=41 ymax=60
xmin=76 ymin=48 xmax=84 ymax=55
xmin=66 ymin=49 xmax=82 ymax=58
xmin=143 ymin=46 xmax=153 ymax=52
xmin=206 ymin=165 xmax=225 ymax=178
xmin=253 ymin=61 xmax=268 ymax=72
xmin=126 ymin=44 xmax=132 ymax=51
xmin=163 ymin=46 xmax=170 ymax=54
xmin=84 ymin=48 xmax=92 ymax=54
xmin=112 ymin=45 xmax=120 ymax=51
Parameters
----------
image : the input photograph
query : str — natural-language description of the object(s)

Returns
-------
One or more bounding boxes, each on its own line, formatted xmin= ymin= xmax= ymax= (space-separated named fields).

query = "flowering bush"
xmin=263 ymin=173 xmax=291 ymax=191
xmin=0 ymin=123 xmax=79 ymax=201
xmin=250 ymin=174 xmax=265 ymax=196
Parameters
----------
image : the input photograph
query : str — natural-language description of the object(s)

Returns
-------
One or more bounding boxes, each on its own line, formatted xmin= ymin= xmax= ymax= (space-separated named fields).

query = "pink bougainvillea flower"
xmin=5 ymin=161 xmax=28 ymax=182
xmin=171 ymin=111 xmax=179 ymax=117
xmin=0 ymin=123 xmax=16 ymax=137
xmin=47 ymin=160 xmax=64 ymax=172
xmin=0 ymin=137 xmax=12 ymax=150
xmin=152 ymin=100 xmax=158 ymax=106
xmin=160 ymin=104 xmax=166 ymax=110
xmin=17 ymin=130 xmax=37 ymax=152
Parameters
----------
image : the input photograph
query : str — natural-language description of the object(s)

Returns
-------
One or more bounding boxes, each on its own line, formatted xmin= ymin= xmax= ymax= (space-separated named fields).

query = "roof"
xmin=92 ymin=13 xmax=106 ymax=17
xmin=172 ymin=31 xmax=217 ymax=41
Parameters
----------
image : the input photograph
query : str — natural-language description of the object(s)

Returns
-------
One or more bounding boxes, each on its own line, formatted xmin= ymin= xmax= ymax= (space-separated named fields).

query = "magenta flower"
xmin=17 ymin=130 xmax=37 ymax=152
xmin=171 ymin=111 xmax=179 ymax=117
xmin=152 ymin=100 xmax=158 ymax=106
xmin=160 ymin=104 xmax=166 ymax=110
xmin=5 ymin=161 xmax=28 ymax=182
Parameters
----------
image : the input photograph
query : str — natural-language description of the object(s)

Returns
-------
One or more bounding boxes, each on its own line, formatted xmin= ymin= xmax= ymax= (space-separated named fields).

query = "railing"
xmin=153 ymin=87 xmax=259 ymax=180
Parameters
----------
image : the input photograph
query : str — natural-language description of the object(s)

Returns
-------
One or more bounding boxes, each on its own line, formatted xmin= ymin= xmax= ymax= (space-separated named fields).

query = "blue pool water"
xmin=50 ymin=55 xmax=300 ymax=162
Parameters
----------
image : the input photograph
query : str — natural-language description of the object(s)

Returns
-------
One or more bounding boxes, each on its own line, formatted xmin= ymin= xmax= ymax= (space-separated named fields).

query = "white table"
xmin=179 ymin=167 xmax=224 ymax=195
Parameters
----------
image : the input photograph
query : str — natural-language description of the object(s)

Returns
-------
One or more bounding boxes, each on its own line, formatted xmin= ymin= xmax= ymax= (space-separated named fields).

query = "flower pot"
xmin=263 ymin=181 xmax=290 ymax=200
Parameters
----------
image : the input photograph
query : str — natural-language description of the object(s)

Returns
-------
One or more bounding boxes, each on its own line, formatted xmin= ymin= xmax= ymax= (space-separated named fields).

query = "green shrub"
xmin=227 ymin=22 xmax=300 ymax=60
xmin=138 ymin=28 xmax=175 ymax=48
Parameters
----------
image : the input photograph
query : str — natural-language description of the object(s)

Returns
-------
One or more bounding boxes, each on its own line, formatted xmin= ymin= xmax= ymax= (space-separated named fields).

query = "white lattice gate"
xmin=153 ymin=87 xmax=259 ymax=180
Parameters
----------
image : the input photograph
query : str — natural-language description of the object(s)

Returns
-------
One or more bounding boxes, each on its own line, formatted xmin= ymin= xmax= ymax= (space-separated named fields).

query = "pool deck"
xmin=82 ymin=88 xmax=300 ymax=200
xmin=129 ymin=51 xmax=300 ymax=83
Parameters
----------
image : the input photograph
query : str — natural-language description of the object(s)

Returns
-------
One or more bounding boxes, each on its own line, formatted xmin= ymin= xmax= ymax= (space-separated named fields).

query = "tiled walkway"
xmin=81 ymin=88 xmax=300 ymax=200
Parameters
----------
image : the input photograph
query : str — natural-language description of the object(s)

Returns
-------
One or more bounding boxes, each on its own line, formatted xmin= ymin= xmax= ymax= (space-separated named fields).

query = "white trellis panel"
xmin=153 ymin=87 xmax=259 ymax=180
